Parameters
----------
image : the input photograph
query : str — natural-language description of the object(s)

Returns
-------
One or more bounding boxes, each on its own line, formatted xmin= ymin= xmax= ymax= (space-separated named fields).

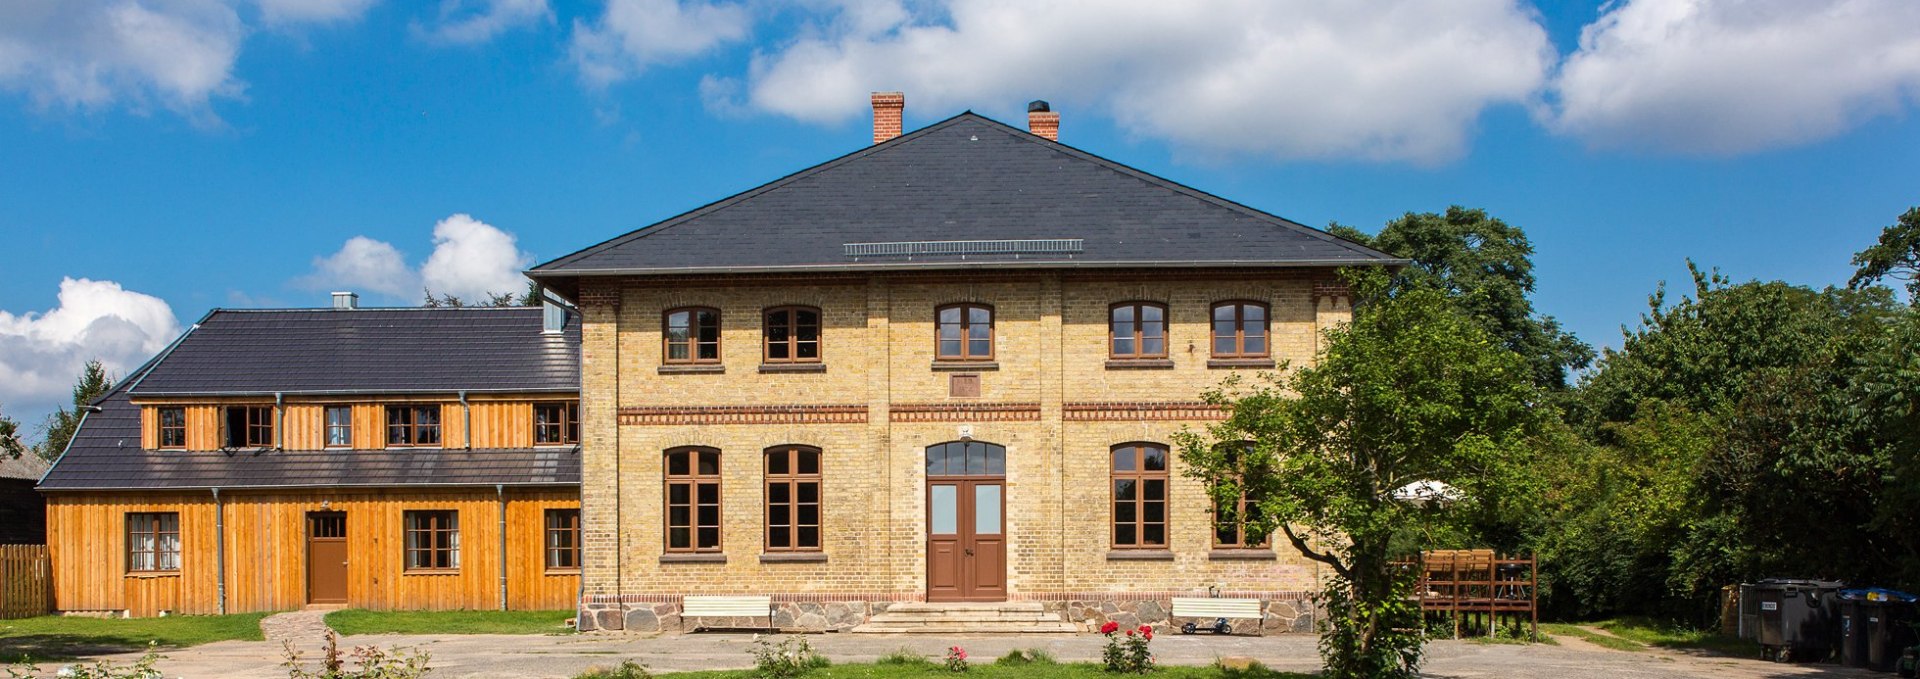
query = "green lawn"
xmin=1539 ymin=623 xmax=1646 ymax=652
xmin=324 ymin=609 xmax=575 ymax=636
xmin=1539 ymin=619 xmax=1757 ymax=657
xmin=645 ymin=661 xmax=1309 ymax=679
xmin=0 ymin=612 xmax=270 ymax=662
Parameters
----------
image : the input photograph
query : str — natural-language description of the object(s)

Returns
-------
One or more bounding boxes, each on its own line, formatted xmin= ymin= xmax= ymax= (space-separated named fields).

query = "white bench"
xmin=681 ymin=595 xmax=775 ymax=632
xmin=1171 ymin=597 xmax=1264 ymax=635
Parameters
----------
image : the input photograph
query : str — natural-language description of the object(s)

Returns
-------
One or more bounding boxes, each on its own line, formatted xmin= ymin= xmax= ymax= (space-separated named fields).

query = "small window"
xmin=157 ymin=407 xmax=186 ymax=449
xmin=126 ymin=512 xmax=180 ymax=573
xmin=1111 ymin=443 xmax=1169 ymax=549
xmin=404 ymin=510 xmax=460 ymax=571
xmin=765 ymin=446 xmax=822 ymax=552
xmin=1212 ymin=442 xmax=1270 ymax=549
xmin=1210 ymin=301 xmax=1269 ymax=358
xmin=386 ymin=405 xmax=442 ymax=447
xmin=224 ymin=405 xmax=274 ymax=448
xmin=324 ymin=406 xmax=352 ymax=448
xmin=763 ymin=306 xmax=822 ymax=363
xmin=534 ymin=402 xmax=580 ymax=446
xmin=545 ymin=508 xmax=581 ymax=571
xmin=935 ymin=304 xmax=993 ymax=360
xmin=664 ymin=447 xmax=722 ymax=552
xmin=664 ymin=307 xmax=721 ymax=364
xmin=1110 ymin=302 xmax=1168 ymax=359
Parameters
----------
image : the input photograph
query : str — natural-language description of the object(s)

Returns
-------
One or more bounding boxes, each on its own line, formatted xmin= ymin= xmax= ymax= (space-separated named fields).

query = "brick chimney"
xmin=872 ymin=91 xmax=905 ymax=144
xmin=1027 ymin=100 xmax=1059 ymax=141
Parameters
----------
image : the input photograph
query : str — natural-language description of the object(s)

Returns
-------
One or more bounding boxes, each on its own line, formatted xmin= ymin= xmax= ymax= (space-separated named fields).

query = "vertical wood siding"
xmin=139 ymin=399 xmax=570 ymax=452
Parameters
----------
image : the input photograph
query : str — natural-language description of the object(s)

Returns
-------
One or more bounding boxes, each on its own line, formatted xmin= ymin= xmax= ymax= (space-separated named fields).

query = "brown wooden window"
xmin=403 ymin=510 xmax=460 ymax=571
xmin=1210 ymin=301 xmax=1269 ymax=358
xmin=665 ymin=447 xmax=722 ymax=552
xmin=1212 ymin=442 xmax=1269 ymax=549
xmin=764 ymin=446 xmax=822 ymax=552
xmin=664 ymin=307 xmax=721 ymax=364
xmin=1110 ymin=302 xmax=1168 ymax=359
xmin=534 ymin=402 xmax=579 ymax=446
xmin=126 ymin=512 xmax=180 ymax=573
xmin=763 ymin=306 xmax=822 ymax=363
xmin=223 ymin=405 xmax=274 ymax=448
xmin=324 ymin=406 xmax=352 ymax=448
xmin=936 ymin=304 xmax=993 ymax=360
xmin=157 ymin=407 xmax=186 ymax=449
xmin=1111 ymin=443 xmax=1169 ymax=549
xmin=386 ymin=405 xmax=442 ymax=447
xmin=544 ymin=508 xmax=581 ymax=571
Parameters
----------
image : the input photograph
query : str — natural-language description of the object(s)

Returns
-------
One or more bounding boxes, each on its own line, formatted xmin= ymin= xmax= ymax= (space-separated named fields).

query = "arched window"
xmin=664 ymin=447 xmax=722 ymax=552
xmin=1212 ymin=442 xmax=1269 ymax=549
xmin=663 ymin=307 xmax=721 ymax=364
xmin=925 ymin=441 xmax=1005 ymax=476
xmin=1111 ymin=442 xmax=1168 ymax=549
xmin=763 ymin=306 xmax=822 ymax=363
xmin=935 ymin=304 xmax=994 ymax=360
xmin=1109 ymin=302 xmax=1168 ymax=359
xmin=1210 ymin=301 xmax=1269 ymax=358
xmin=765 ymin=445 xmax=822 ymax=551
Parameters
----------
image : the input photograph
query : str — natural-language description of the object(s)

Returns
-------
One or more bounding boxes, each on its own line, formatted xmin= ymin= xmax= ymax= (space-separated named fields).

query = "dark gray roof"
xmin=39 ymin=306 xmax=580 ymax=491
xmin=127 ymin=307 xmax=578 ymax=396
xmin=531 ymin=112 xmax=1397 ymax=295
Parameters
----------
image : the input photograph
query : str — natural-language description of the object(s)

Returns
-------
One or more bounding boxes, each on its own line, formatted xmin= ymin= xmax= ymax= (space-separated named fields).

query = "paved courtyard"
xmin=69 ymin=628 xmax=1888 ymax=679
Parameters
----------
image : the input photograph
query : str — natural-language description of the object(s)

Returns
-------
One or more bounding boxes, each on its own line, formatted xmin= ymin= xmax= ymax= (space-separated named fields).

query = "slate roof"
xmin=531 ymin=112 xmax=1398 ymax=297
xmin=38 ymin=306 xmax=580 ymax=491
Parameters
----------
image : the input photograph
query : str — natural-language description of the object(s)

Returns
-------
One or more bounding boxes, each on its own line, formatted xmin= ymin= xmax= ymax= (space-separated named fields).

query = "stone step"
xmin=883 ymin=602 xmax=1046 ymax=614
xmin=849 ymin=600 xmax=1076 ymax=634
xmin=849 ymin=622 xmax=1081 ymax=634
xmin=866 ymin=613 xmax=1064 ymax=624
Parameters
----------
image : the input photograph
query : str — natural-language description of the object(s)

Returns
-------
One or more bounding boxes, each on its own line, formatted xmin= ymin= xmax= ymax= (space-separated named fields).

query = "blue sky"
xmin=2 ymin=0 xmax=1918 ymax=433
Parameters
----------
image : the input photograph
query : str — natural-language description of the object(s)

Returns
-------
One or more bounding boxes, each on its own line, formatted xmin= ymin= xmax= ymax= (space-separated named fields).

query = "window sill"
xmin=1207 ymin=358 xmax=1276 ymax=369
xmin=125 ymin=571 xmax=180 ymax=579
xmin=659 ymin=364 xmax=725 ymax=375
xmin=659 ymin=553 xmax=727 ymax=564
xmin=759 ymin=363 xmax=826 ymax=374
xmin=402 ymin=569 xmax=462 ymax=576
xmin=931 ymin=361 xmax=998 ymax=371
xmin=1105 ymin=358 xmax=1174 ymax=370
xmin=1208 ymin=549 xmax=1277 ymax=561
xmin=1105 ymin=550 xmax=1175 ymax=561
xmin=759 ymin=552 xmax=828 ymax=564
xmin=544 ymin=568 xmax=581 ymax=576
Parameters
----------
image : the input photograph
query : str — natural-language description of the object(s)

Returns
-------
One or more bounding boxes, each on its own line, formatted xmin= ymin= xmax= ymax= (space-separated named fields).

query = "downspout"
xmin=274 ymin=392 xmax=285 ymax=451
xmin=460 ymin=391 xmax=472 ymax=451
xmin=213 ymin=487 xmax=228 ymax=615
xmin=497 ymin=484 xmax=508 ymax=611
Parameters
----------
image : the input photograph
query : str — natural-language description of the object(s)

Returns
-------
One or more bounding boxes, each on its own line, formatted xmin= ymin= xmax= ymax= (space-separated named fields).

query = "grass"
xmin=324 ymin=609 xmax=575 ymax=636
xmin=649 ymin=662 xmax=1312 ymax=678
xmin=1594 ymin=617 xmax=1761 ymax=657
xmin=0 ymin=612 xmax=270 ymax=662
xmin=1539 ymin=623 xmax=1648 ymax=652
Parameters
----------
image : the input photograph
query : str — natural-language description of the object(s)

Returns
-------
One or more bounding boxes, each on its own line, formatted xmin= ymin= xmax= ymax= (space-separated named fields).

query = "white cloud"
xmin=569 ymin=0 xmax=752 ymax=87
xmin=726 ymin=0 xmax=1553 ymax=164
xmin=297 ymin=214 xmax=532 ymax=303
xmin=252 ymin=0 xmax=378 ymax=26
xmin=301 ymin=235 xmax=415 ymax=297
xmin=0 ymin=0 xmax=245 ymax=118
xmin=0 ymin=278 xmax=180 ymax=421
xmin=413 ymin=0 xmax=550 ymax=46
xmin=1546 ymin=0 xmax=1920 ymax=154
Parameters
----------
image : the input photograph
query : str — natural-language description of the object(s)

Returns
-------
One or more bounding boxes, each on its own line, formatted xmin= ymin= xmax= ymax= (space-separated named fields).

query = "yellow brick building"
xmin=533 ymin=95 xmax=1397 ymax=633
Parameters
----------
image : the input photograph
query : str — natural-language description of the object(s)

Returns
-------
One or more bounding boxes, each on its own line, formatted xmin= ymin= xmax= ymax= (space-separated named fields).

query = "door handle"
xmin=964 ymin=548 xmax=974 ymax=557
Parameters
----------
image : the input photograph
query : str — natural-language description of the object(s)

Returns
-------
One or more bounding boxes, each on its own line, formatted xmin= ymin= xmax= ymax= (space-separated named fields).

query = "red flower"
xmin=1140 ymin=625 xmax=1154 ymax=640
xmin=1100 ymin=621 xmax=1120 ymax=634
xmin=1126 ymin=629 xmax=1135 ymax=637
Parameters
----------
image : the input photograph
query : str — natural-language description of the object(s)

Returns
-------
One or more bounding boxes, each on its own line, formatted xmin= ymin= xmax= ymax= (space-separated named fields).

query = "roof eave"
xmin=529 ymin=258 xmax=1408 ymax=279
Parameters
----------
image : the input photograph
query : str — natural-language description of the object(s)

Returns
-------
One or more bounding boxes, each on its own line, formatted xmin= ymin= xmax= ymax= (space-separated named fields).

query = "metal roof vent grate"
xmin=844 ymin=239 xmax=1083 ymax=259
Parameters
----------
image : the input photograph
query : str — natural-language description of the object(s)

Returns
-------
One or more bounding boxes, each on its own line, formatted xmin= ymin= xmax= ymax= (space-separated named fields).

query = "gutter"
xmin=213 ymin=487 xmax=228 ymax=615
xmin=527 ymin=258 xmax=1411 ymax=279
xmin=274 ymin=393 xmax=285 ymax=451
xmin=497 ymin=484 xmax=508 ymax=612
xmin=460 ymin=391 xmax=472 ymax=451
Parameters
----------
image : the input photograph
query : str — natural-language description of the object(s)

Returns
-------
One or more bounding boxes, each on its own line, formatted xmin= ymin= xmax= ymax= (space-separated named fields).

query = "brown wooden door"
xmin=307 ymin=512 xmax=347 ymax=604
xmin=926 ymin=442 xmax=1006 ymax=602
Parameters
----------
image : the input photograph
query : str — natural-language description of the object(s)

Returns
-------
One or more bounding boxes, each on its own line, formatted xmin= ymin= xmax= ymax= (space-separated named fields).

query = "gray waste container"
xmin=1753 ymin=579 xmax=1844 ymax=662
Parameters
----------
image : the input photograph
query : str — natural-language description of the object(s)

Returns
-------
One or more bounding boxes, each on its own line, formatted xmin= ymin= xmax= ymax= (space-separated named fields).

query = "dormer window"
xmin=534 ymin=402 xmax=580 ymax=446
xmin=386 ymin=405 xmax=442 ymax=447
xmin=157 ymin=407 xmax=186 ymax=449
xmin=223 ymin=406 xmax=274 ymax=449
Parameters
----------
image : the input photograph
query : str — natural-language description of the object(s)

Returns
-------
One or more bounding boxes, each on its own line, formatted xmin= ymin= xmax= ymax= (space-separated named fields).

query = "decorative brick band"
xmin=617 ymin=405 xmax=868 ymax=425
xmin=1313 ymin=279 xmax=1351 ymax=303
xmin=890 ymin=402 xmax=1042 ymax=422
xmin=1064 ymin=401 xmax=1230 ymax=421
xmin=1018 ymin=590 xmax=1314 ymax=602
xmin=578 ymin=283 xmax=622 ymax=308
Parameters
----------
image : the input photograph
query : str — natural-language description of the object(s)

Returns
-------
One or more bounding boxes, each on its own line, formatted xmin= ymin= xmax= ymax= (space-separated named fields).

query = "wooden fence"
xmin=0 ymin=544 xmax=52 ymax=619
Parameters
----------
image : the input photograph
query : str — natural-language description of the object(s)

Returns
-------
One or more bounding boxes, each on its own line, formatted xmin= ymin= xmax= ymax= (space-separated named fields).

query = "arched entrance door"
xmin=925 ymin=441 xmax=1006 ymax=602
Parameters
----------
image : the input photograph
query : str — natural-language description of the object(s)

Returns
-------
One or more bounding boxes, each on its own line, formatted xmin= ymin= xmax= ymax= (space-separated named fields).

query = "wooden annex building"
xmin=35 ymin=301 xmax=583 ymax=616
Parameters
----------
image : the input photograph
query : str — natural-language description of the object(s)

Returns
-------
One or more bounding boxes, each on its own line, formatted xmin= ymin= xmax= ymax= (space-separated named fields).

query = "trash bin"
xmin=1752 ymin=578 xmax=1845 ymax=662
xmin=1858 ymin=589 xmax=1919 ymax=673
xmin=1840 ymin=591 xmax=1872 ymax=668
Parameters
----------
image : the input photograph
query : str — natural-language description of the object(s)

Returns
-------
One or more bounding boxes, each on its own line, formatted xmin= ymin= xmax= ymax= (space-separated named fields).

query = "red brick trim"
xmin=1064 ymin=401 xmax=1229 ymax=421
xmin=578 ymin=283 xmax=622 ymax=309
xmin=1313 ymin=279 xmax=1351 ymax=304
xmin=617 ymin=405 xmax=868 ymax=425
xmin=890 ymin=402 xmax=1041 ymax=422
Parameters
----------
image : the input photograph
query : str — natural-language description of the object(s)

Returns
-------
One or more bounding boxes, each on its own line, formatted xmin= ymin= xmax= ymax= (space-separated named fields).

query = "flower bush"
xmin=281 ymin=631 xmax=431 ymax=679
xmin=1099 ymin=622 xmax=1155 ymax=674
xmin=748 ymin=634 xmax=828 ymax=679
xmin=4 ymin=642 xmax=165 ymax=679
xmin=942 ymin=646 xmax=968 ymax=673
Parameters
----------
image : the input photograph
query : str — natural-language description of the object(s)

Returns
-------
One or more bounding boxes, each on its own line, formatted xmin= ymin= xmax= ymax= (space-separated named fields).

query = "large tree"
xmin=35 ymin=360 xmax=113 ymax=461
xmin=0 ymin=407 xmax=24 ymax=459
xmin=1849 ymin=205 xmax=1920 ymax=299
xmin=1176 ymin=271 xmax=1543 ymax=678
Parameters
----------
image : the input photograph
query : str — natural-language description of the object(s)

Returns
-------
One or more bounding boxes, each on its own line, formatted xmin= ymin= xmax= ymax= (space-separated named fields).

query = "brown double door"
xmin=307 ymin=512 xmax=348 ymax=605
xmin=926 ymin=441 xmax=1006 ymax=602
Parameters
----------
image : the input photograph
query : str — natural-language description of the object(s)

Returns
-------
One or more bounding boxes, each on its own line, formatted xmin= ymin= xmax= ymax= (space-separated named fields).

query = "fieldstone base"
xmin=1048 ymin=597 xmax=1316 ymax=636
xmin=577 ymin=598 xmax=881 ymax=633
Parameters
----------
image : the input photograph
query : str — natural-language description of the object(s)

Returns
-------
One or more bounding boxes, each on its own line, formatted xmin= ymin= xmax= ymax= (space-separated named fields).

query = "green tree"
xmin=1175 ymin=271 xmax=1543 ymax=678
xmin=35 ymin=360 xmax=113 ymax=461
xmin=1331 ymin=206 xmax=1592 ymax=389
xmin=0 ymin=406 xmax=25 ymax=459
xmin=1849 ymin=205 xmax=1920 ymax=299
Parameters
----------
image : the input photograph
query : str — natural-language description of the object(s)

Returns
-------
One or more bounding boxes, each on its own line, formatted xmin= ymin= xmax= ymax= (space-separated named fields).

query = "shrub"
xmin=942 ymin=646 xmax=968 ymax=673
xmin=5 ymin=642 xmax=166 ymax=679
xmin=1099 ymin=622 xmax=1155 ymax=674
xmin=876 ymin=649 xmax=930 ymax=667
xmin=995 ymin=648 xmax=1053 ymax=665
xmin=282 ymin=630 xmax=431 ymax=679
xmin=748 ymin=634 xmax=828 ymax=679
xmin=573 ymin=660 xmax=652 ymax=679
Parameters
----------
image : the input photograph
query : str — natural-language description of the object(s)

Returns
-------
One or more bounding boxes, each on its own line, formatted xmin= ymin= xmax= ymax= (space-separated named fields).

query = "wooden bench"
xmin=1171 ymin=597 xmax=1264 ymax=635
xmin=681 ymin=595 xmax=775 ymax=632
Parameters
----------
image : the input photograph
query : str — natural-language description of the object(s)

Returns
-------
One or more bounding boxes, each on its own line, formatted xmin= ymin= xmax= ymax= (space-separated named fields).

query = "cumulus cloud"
xmin=0 ymin=0 xmax=245 ymax=118
xmin=298 ymin=214 xmax=532 ymax=303
xmin=569 ymin=0 xmax=752 ymax=87
xmin=716 ymin=0 xmax=1552 ymax=164
xmin=252 ymin=0 xmax=378 ymax=26
xmin=413 ymin=0 xmax=550 ymax=46
xmin=0 ymin=278 xmax=181 ymax=419
xmin=1546 ymin=0 xmax=1920 ymax=154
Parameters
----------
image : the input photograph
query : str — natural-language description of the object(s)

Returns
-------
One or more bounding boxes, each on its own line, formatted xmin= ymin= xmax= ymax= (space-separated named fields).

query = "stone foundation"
xmin=1049 ymin=597 xmax=1316 ymax=636
xmin=577 ymin=597 xmax=884 ymax=633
